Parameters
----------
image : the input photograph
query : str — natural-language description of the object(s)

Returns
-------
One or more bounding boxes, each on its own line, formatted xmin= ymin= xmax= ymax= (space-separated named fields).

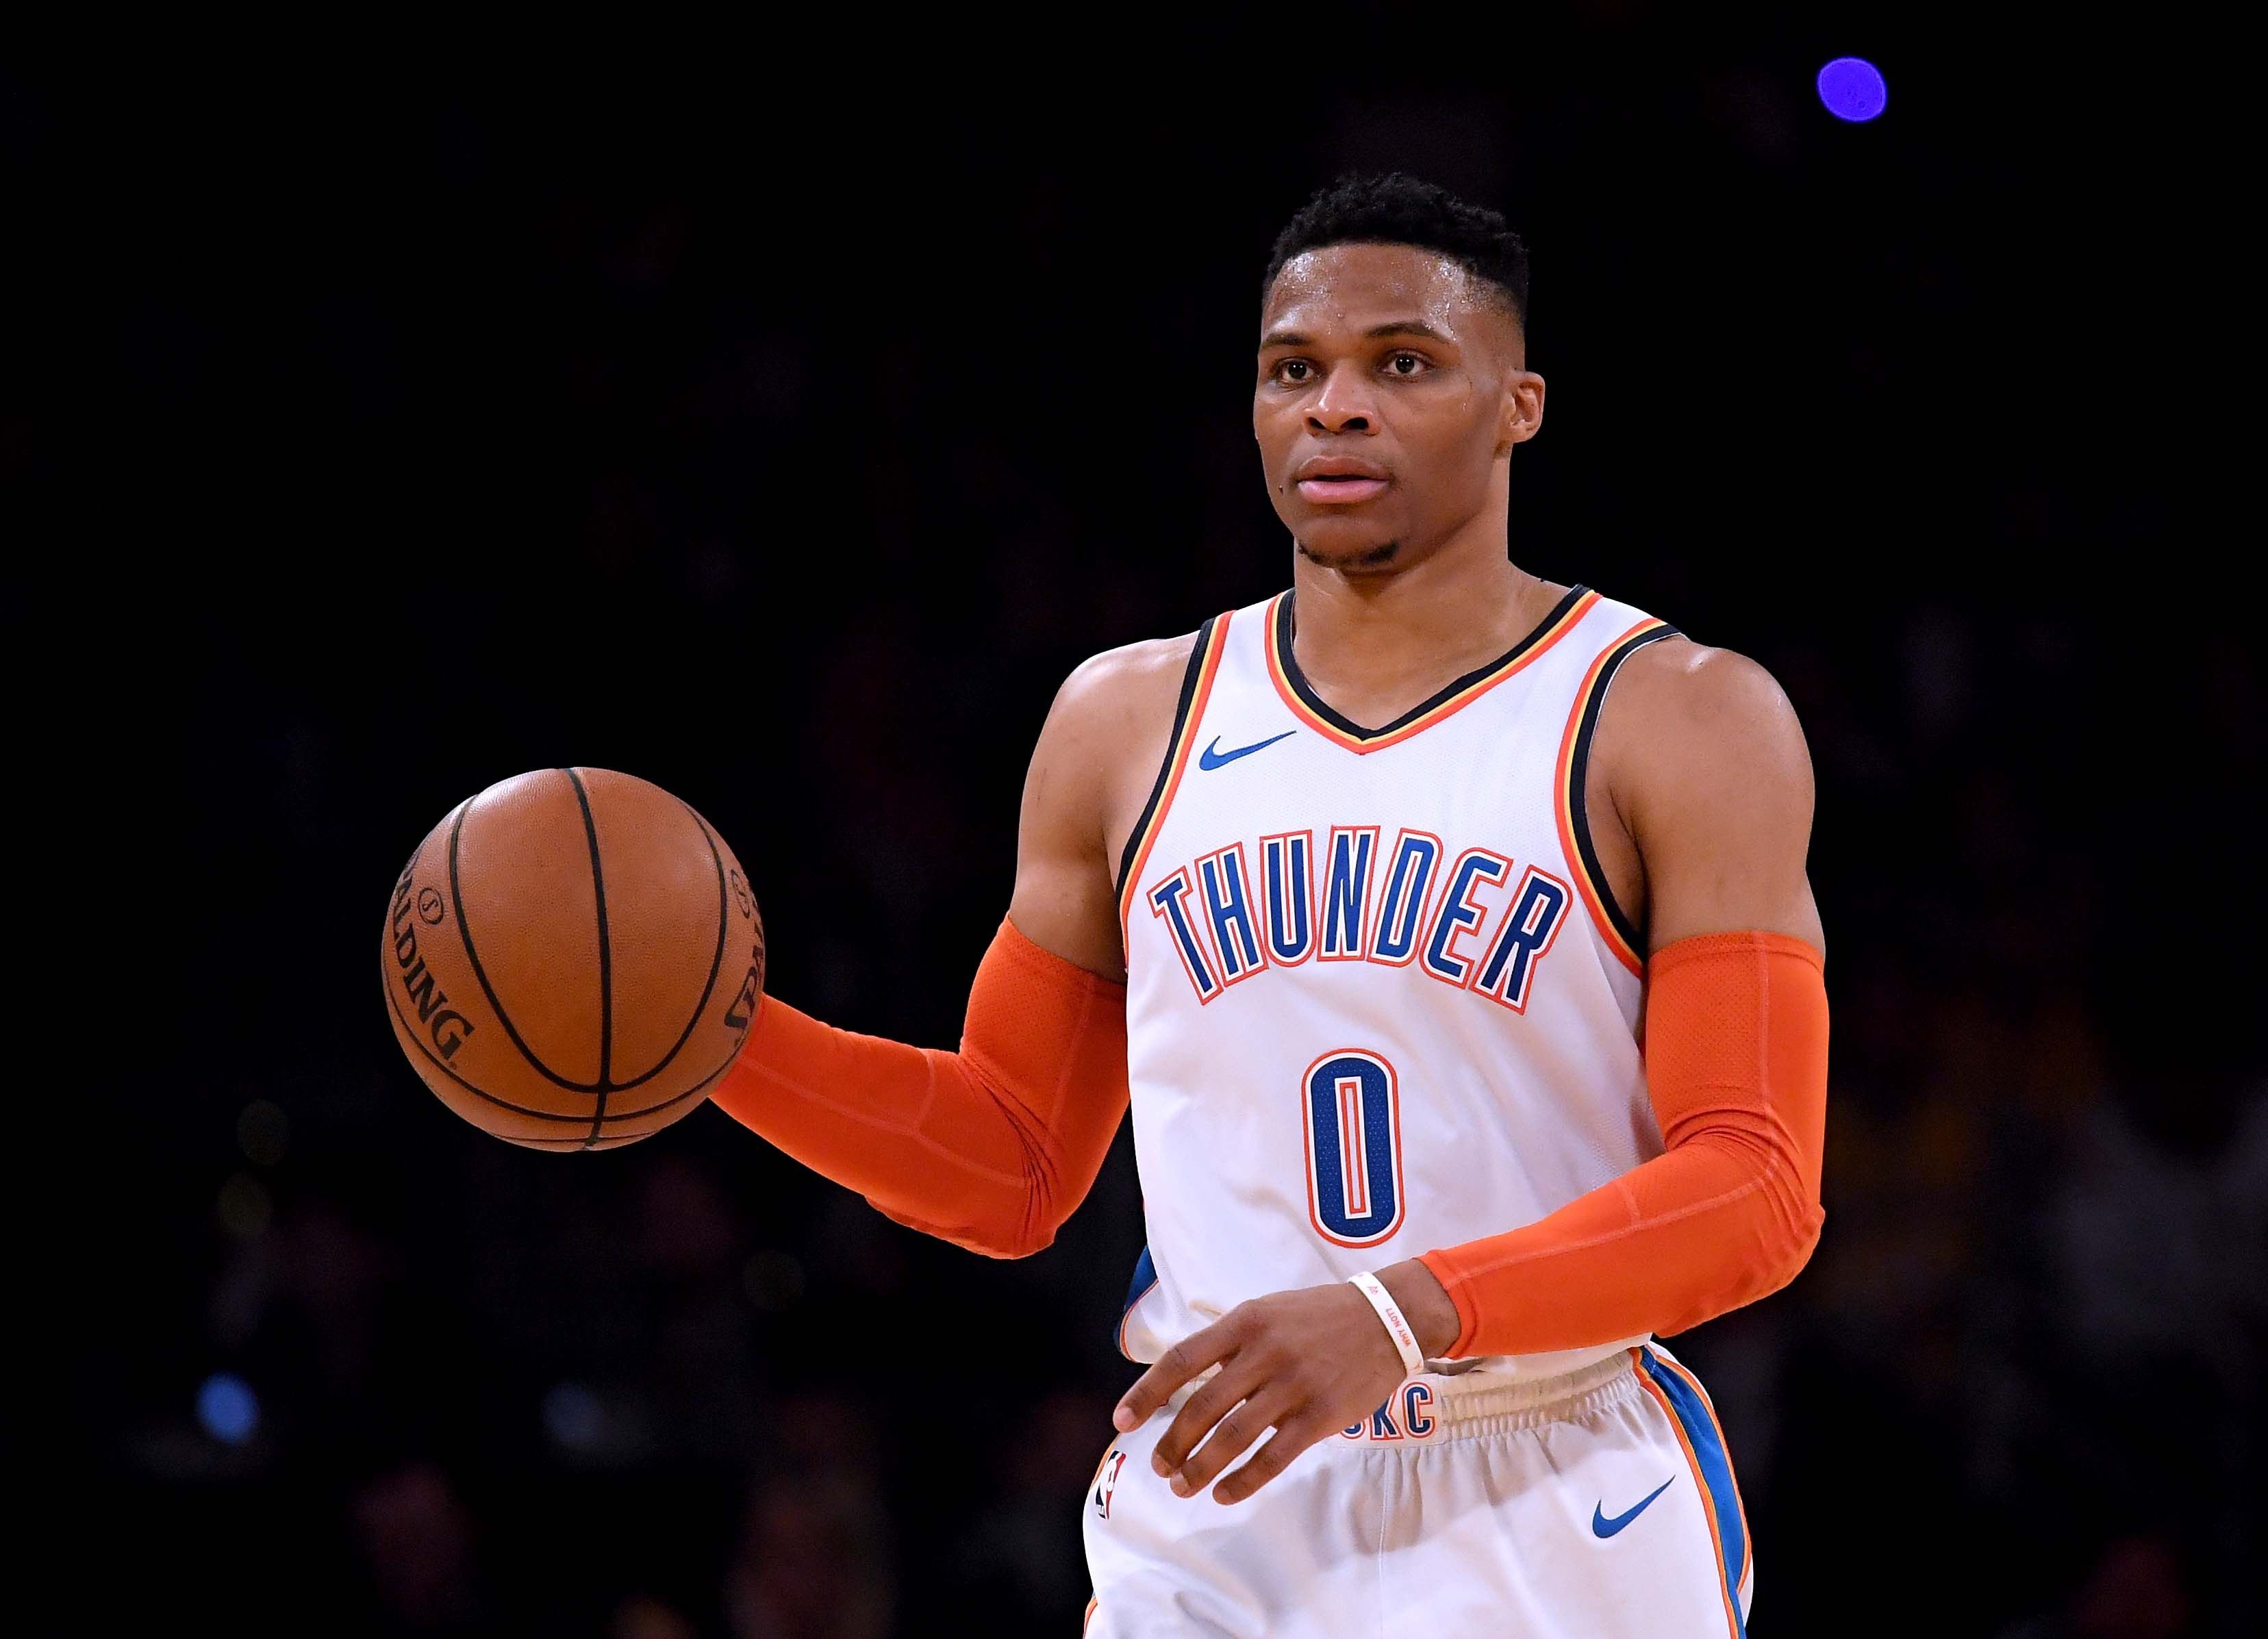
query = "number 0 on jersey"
xmin=1302 ymin=1049 xmax=1406 ymax=1247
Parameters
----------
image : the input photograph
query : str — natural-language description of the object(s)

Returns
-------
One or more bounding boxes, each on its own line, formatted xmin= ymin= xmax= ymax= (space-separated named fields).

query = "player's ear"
xmin=1497 ymin=366 xmax=1546 ymax=455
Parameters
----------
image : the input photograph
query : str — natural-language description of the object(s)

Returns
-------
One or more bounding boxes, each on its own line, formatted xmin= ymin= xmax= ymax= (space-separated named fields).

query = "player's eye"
xmin=1271 ymin=358 xmax=1315 ymax=385
xmin=1385 ymin=353 xmax=1429 ymax=377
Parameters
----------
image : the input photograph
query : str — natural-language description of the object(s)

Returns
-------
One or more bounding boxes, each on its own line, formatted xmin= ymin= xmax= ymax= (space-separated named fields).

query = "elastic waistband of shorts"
xmin=1284 ymin=1347 xmax=1647 ymax=1456
xmin=1416 ymin=1348 xmax=1641 ymax=1440
xmin=1154 ymin=1347 xmax=1650 ymax=1451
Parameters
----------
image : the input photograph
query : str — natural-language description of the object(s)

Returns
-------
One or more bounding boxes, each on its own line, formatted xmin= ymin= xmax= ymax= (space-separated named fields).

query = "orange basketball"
xmin=381 ymin=768 xmax=764 ymax=1151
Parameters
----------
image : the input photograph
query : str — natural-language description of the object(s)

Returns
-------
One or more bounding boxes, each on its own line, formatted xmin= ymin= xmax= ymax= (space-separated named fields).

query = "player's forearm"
xmin=718 ymin=1005 xmax=1063 ymax=1251
xmin=1420 ymin=1131 xmax=1821 ymax=1355
xmin=711 ymin=918 xmax=1130 ymax=1258
xmin=1420 ymin=932 xmax=1828 ymax=1357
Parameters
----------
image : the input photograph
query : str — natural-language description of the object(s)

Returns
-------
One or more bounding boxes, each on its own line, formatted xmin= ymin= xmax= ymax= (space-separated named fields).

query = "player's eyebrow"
xmin=1257 ymin=320 xmax=1455 ymax=351
xmin=1364 ymin=320 xmax=1453 ymax=344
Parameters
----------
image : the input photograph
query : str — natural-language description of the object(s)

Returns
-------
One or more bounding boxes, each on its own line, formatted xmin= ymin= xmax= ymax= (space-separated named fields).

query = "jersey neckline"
xmin=1266 ymin=583 xmax=1598 ymax=754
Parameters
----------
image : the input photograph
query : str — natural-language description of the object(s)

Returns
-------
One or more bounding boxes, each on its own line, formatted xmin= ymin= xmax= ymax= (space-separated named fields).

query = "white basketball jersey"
xmin=1115 ymin=585 xmax=1679 ymax=1380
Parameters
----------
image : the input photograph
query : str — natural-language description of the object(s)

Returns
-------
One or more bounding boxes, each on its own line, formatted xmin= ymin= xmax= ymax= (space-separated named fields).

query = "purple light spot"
xmin=1817 ymin=58 xmax=1887 ymax=123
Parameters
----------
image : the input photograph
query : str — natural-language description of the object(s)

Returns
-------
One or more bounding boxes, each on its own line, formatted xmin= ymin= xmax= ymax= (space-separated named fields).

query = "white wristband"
xmin=1346 ymin=1271 xmax=1427 ymax=1376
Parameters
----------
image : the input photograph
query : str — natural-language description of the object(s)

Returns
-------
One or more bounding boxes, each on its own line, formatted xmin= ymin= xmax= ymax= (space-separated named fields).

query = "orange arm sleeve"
xmin=709 ymin=917 xmax=1129 ymax=1259
xmin=1418 ymin=932 xmax=1828 ymax=1358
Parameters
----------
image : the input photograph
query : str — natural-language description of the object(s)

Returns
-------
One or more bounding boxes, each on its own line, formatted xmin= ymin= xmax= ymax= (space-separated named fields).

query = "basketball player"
xmin=713 ymin=173 xmax=1828 ymax=1636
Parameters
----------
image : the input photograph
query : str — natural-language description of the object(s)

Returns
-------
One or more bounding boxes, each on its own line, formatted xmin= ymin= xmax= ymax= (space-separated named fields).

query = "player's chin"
xmin=1292 ymin=518 xmax=1404 ymax=572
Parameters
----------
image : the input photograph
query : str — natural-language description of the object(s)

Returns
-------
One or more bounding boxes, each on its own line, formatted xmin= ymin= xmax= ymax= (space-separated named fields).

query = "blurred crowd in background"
xmin=23 ymin=22 xmax=2260 ymax=1638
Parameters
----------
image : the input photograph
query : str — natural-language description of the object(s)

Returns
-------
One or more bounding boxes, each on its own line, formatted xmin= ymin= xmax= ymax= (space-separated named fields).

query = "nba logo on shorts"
xmin=1093 ymin=1448 xmax=1130 ymax=1520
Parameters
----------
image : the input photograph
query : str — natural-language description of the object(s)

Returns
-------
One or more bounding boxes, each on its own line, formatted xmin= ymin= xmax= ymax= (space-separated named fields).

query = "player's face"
xmin=1255 ymin=244 xmax=1539 ymax=572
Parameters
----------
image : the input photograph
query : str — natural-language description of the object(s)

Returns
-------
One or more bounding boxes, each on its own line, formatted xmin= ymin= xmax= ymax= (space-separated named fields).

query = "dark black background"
xmin=15 ymin=16 xmax=2261 ymax=1637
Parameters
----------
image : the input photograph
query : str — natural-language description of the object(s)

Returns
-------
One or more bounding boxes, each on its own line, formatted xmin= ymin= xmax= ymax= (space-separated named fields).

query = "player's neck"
xmin=1286 ymin=522 xmax=1557 ymax=727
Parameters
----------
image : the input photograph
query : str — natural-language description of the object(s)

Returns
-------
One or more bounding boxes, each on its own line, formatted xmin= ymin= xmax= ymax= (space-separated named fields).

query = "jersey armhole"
xmin=1555 ymin=621 xmax=1679 ymax=974
xmin=1113 ymin=613 xmax=1229 ymax=931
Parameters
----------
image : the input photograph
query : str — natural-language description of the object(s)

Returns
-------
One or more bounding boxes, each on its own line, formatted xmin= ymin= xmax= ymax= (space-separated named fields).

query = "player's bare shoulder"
xmin=1587 ymin=635 xmax=1822 ymax=951
xmin=1042 ymin=631 xmax=1205 ymax=806
xmin=1011 ymin=631 xmax=1205 ymax=978
xmin=1604 ymin=637 xmax=1814 ymax=802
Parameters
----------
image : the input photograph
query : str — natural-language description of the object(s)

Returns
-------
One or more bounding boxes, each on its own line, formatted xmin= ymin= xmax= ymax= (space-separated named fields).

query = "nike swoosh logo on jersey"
xmin=1591 ymin=1476 xmax=1676 ymax=1538
xmin=1198 ymin=730 xmax=1296 ymax=770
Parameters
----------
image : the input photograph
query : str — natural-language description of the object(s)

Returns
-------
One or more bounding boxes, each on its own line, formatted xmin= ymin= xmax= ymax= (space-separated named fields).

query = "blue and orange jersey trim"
xmin=1116 ymin=613 xmax=1232 ymax=943
xmin=1553 ymin=616 xmax=1678 ymax=976
xmin=1265 ymin=585 xmax=1599 ymax=754
xmin=1634 ymin=1346 xmax=1750 ymax=1638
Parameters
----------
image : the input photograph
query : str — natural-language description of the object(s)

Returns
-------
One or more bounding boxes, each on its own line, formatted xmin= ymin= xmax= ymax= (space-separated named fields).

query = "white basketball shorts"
xmin=1082 ymin=1344 xmax=1753 ymax=1638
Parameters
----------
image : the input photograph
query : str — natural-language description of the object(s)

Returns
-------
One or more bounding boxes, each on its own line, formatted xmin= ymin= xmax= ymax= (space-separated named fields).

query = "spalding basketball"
xmin=381 ymin=769 xmax=764 ymax=1150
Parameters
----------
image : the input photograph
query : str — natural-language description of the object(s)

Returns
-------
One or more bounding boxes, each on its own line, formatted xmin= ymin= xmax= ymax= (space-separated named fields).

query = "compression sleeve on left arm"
xmin=1418 ymin=931 xmax=1829 ymax=1358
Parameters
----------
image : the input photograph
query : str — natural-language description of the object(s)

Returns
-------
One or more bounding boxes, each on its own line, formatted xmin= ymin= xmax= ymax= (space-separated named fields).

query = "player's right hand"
xmin=1112 ymin=1278 xmax=1413 ymax=1505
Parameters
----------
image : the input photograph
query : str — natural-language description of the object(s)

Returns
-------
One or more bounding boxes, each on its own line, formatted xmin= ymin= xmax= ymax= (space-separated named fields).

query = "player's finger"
xmin=1113 ymin=1315 xmax=1239 ymax=1432
xmin=1211 ymin=1414 xmax=1328 ymax=1505
xmin=1173 ymin=1382 xmax=1300 ymax=1497
xmin=1150 ymin=1355 xmax=1269 ymax=1482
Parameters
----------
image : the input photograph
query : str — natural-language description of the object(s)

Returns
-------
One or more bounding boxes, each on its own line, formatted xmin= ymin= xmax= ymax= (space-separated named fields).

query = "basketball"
xmin=381 ymin=768 xmax=764 ymax=1150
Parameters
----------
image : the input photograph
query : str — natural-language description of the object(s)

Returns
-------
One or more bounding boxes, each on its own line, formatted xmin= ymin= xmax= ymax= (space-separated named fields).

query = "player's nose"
xmin=1307 ymin=361 xmax=1378 ymax=434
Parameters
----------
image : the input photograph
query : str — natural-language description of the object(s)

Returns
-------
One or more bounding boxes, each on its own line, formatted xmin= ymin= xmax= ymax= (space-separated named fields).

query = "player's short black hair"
xmin=1263 ymin=173 xmax=1530 ymax=326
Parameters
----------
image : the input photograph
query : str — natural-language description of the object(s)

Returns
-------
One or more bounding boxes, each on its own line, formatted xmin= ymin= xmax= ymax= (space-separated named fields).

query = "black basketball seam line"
xmin=383 ymin=937 xmax=591 ymax=1123
xmin=412 ymin=778 xmax=738 ymax=1114
xmin=1567 ymin=624 xmax=1680 ymax=956
xmin=385 ymin=945 xmax=748 ymax=1130
xmin=507 ymin=1129 xmax=666 ymax=1149
xmin=605 ymin=798 xmax=732 ymax=1091
xmin=562 ymin=768 xmax=616 ymax=1150
xmin=511 ymin=1135 xmax=651 ymax=1147
xmin=451 ymin=788 xmax=607 ymax=1093
xmin=442 ymin=776 xmax=710 ymax=1098
xmin=586 ymin=1035 xmax=749 ymax=1121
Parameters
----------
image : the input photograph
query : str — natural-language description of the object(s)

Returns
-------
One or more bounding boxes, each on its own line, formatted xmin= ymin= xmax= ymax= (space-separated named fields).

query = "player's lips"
xmin=1293 ymin=457 xmax=1390 ymax=505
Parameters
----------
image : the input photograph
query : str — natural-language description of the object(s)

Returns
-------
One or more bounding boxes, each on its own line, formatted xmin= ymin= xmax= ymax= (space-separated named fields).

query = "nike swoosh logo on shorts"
xmin=1198 ymin=730 xmax=1296 ymax=771
xmin=1591 ymin=1476 xmax=1676 ymax=1538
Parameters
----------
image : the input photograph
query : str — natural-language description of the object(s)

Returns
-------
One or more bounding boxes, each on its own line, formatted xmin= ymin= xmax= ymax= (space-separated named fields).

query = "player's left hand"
xmin=1111 ymin=1259 xmax=1459 ymax=1505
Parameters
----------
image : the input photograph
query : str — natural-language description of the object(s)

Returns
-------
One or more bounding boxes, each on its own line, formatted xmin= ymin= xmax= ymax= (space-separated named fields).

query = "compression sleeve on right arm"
xmin=709 ymin=916 xmax=1129 ymax=1258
